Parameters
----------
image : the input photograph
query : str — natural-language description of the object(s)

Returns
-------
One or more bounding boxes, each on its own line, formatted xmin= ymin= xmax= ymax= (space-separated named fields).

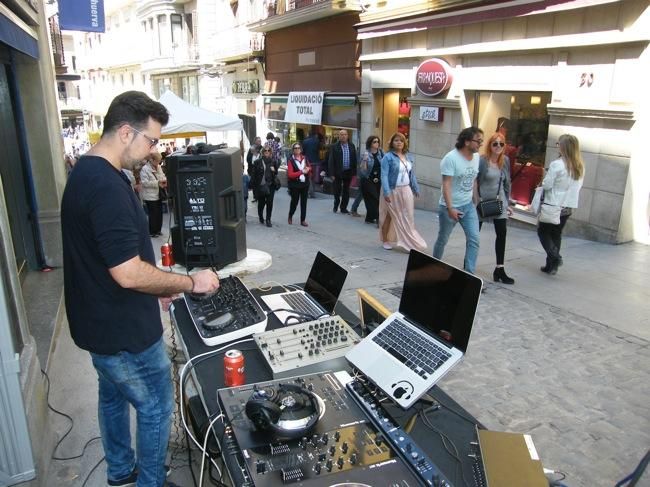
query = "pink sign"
xmin=415 ymin=59 xmax=453 ymax=97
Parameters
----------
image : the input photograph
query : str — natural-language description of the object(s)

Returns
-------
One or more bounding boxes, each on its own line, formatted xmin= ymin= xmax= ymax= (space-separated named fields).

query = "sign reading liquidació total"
xmin=285 ymin=91 xmax=325 ymax=125
xmin=415 ymin=59 xmax=453 ymax=97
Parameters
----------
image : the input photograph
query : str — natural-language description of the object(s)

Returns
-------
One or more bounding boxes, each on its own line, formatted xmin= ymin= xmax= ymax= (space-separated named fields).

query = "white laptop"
xmin=261 ymin=251 xmax=348 ymax=325
xmin=346 ymin=250 xmax=483 ymax=409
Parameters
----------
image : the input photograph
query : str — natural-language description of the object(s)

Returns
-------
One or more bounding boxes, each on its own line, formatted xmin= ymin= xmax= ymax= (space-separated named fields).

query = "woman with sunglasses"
xmin=477 ymin=133 xmax=514 ymax=284
xmin=286 ymin=142 xmax=311 ymax=226
xmin=251 ymin=144 xmax=279 ymax=227
xmin=358 ymin=135 xmax=384 ymax=224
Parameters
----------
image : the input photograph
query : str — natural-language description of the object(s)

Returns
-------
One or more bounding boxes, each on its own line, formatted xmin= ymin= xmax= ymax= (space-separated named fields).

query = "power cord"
xmin=41 ymin=369 xmax=102 ymax=461
xmin=419 ymin=407 xmax=471 ymax=487
xmin=544 ymin=468 xmax=568 ymax=486
xmin=615 ymin=450 xmax=649 ymax=487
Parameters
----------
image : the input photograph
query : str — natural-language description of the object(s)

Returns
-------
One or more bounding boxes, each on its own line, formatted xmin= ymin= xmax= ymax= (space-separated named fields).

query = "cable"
xmin=41 ymin=369 xmax=103 ymax=461
xmin=615 ymin=450 xmax=650 ymax=487
xmin=81 ymin=455 xmax=105 ymax=487
xmin=428 ymin=390 xmax=480 ymax=427
xmin=179 ymin=339 xmax=255 ymax=478
xmin=199 ymin=414 xmax=224 ymax=487
xmin=185 ymin=425 xmax=199 ymax=487
xmin=420 ymin=408 xmax=471 ymax=487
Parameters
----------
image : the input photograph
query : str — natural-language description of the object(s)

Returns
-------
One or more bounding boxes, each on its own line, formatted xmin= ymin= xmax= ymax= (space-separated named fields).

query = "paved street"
xmin=46 ymin=189 xmax=649 ymax=487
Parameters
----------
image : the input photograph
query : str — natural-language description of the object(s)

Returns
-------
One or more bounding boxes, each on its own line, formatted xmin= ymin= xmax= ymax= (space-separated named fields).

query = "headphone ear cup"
xmin=245 ymin=399 xmax=282 ymax=430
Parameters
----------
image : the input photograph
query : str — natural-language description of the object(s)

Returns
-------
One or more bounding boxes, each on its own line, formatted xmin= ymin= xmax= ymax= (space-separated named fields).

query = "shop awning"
xmin=158 ymin=90 xmax=243 ymax=137
xmin=355 ymin=0 xmax=615 ymax=39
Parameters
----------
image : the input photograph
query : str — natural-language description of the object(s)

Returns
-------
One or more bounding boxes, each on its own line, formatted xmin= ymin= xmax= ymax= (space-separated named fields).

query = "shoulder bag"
xmin=538 ymin=179 xmax=572 ymax=225
xmin=477 ymin=172 xmax=503 ymax=218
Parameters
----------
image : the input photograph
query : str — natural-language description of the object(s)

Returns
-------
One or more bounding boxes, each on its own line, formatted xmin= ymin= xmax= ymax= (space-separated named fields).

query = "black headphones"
xmin=245 ymin=383 xmax=321 ymax=439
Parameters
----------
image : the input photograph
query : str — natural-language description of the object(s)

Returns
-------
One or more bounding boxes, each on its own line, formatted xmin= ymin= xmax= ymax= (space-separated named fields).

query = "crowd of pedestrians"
xmin=67 ymin=116 xmax=584 ymax=283
xmin=245 ymin=126 xmax=584 ymax=283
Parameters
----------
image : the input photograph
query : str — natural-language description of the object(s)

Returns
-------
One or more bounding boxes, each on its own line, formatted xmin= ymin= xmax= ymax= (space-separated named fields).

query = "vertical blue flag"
xmin=59 ymin=0 xmax=105 ymax=33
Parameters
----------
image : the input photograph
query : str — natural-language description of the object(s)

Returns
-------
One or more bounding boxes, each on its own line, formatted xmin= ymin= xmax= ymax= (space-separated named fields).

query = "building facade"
xmin=249 ymin=0 xmax=362 ymax=167
xmin=1 ymin=0 xmax=66 ymax=482
xmin=357 ymin=0 xmax=649 ymax=244
xmin=75 ymin=0 xmax=200 ymax=132
xmin=196 ymin=0 xmax=265 ymax=146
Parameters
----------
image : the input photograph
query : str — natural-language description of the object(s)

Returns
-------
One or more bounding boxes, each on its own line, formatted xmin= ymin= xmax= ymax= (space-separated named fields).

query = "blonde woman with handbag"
xmin=537 ymin=134 xmax=585 ymax=275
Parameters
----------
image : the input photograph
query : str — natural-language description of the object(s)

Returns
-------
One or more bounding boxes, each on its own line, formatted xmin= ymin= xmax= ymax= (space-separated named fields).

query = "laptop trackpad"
xmin=366 ymin=355 xmax=414 ymax=386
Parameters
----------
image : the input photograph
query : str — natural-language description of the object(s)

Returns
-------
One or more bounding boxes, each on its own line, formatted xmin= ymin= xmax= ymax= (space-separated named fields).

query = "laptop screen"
xmin=399 ymin=251 xmax=482 ymax=352
xmin=304 ymin=251 xmax=348 ymax=313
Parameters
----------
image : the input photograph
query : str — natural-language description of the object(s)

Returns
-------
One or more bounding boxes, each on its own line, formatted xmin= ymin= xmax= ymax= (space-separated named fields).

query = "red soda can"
xmin=224 ymin=349 xmax=245 ymax=386
xmin=161 ymin=243 xmax=175 ymax=266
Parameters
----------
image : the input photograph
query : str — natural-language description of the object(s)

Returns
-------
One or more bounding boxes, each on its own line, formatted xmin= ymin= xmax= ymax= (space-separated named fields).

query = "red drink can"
xmin=161 ymin=243 xmax=175 ymax=266
xmin=224 ymin=349 xmax=245 ymax=386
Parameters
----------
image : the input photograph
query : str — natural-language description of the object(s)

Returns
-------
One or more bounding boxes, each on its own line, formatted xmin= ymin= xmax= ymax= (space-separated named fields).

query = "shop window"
xmin=398 ymin=97 xmax=410 ymax=139
xmin=466 ymin=90 xmax=551 ymax=208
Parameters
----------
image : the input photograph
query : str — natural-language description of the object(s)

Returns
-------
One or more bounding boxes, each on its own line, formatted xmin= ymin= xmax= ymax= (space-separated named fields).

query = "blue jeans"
xmin=90 ymin=337 xmax=173 ymax=487
xmin=433 ymin=202 xmax=480 ymax=274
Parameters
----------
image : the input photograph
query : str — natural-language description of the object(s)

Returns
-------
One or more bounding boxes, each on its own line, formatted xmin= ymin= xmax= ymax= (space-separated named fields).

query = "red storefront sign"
xmin=415 ymin=58 xmax=453 ymax=96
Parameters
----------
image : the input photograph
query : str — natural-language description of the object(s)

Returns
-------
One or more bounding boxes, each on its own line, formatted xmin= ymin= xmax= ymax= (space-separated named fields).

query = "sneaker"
xmin=340 ymin=209 xmax=350 ymax=214
xmin=108 ymin=466 xmax=170 ymax=486
xmin=382 ymin=242 xmax=393 ymax=250
xmin=108 ymin=468 xmax=137 ymax=486
xmin=350 ymin=211 xmax=361 ymax=217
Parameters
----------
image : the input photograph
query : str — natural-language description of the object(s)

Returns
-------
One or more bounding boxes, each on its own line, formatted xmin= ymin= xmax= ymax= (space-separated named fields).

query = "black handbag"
xmin=273 ymin=176 xmax=281 ymax=191
xmin=477 ymin=173 xmax=503 ymax=218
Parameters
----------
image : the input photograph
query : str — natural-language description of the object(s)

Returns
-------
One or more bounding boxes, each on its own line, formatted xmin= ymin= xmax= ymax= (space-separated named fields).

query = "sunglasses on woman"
xmin=492 ymin=141 xmax=505 ymax=147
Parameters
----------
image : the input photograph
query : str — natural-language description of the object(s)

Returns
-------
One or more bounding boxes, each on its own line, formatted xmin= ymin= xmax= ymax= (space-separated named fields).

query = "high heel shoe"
xmin=493 ymin=267 xmax=515 ymax=284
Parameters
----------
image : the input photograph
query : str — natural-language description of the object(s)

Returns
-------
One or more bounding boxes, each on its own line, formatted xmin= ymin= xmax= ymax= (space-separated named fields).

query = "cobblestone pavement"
xmin=47 ymin=189 xmax=649 ymax=486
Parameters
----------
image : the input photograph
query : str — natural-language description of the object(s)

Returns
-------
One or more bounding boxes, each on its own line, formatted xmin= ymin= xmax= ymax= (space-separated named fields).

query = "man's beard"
xmin=121 ymin=147 xmax=142 ymax=170
xmin=122 ymin=158 xmax=139 ymax=170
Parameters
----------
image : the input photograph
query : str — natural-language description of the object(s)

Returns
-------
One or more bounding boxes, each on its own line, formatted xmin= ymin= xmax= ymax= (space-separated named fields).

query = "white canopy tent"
xmin=158 ymin=90 xmax=243 ymax=138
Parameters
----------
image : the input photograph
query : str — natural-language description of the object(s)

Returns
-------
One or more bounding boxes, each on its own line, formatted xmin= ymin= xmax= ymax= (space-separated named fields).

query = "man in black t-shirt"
xmin=61 ymin=91 xmax=219 ymax=487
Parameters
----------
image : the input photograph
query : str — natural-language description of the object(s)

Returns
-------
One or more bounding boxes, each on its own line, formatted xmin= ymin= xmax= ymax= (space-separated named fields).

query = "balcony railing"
xmin=211 ymin=27 xmax=265 ymax=62
xmin=250 ymin=0 xmax=360 ymax=31
xmin=267 ymin=0 xmax=327 ymax=17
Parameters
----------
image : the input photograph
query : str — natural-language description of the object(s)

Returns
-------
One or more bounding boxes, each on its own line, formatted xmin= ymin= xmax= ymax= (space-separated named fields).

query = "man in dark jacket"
xmin=327 ymin=129 xmax=357 ymax=213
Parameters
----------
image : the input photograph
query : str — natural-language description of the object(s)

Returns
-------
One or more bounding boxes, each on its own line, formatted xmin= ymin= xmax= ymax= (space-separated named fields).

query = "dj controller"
xmin=183 ymin=275 xmax=267 ymax=346
xmin=217 ymin=371 xmax=453 ymax=486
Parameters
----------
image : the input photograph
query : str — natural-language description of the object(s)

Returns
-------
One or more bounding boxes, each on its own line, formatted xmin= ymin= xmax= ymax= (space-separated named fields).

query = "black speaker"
xmin=245 ymin=383 xmax=321 ymax=440
xmin=166 ymin=148 xmax=246 ymax=270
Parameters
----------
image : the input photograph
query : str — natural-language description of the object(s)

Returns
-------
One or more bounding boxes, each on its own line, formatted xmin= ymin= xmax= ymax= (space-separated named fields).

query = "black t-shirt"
xmin=61 ymin=155 xmax=162 ymax=355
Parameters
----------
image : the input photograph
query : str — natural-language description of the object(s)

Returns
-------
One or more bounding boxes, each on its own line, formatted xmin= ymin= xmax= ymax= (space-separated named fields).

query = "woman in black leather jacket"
xmin=251 ymin=145 xmax=280 ymax=227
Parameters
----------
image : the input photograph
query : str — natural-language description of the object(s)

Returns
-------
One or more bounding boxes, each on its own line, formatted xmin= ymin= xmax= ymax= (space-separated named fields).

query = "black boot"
xmin=259 ymin=215 xmax=264 ymax=224
xmin=266 ymin=219 xmax=272 ymax=227
xmin=540 ymin=258 xmax=558 ymax=275
xmin=493 ymin=267 xmax=515 ymax=284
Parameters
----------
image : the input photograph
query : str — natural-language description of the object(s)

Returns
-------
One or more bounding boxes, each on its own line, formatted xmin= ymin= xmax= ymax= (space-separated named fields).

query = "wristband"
xmin=189 ymin=275 xmax=196 ymax=293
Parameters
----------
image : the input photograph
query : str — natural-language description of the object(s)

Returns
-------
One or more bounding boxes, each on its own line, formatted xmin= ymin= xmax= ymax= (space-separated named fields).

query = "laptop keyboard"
xmin=372 ymin=318 xmax=452 ymax=380
xmin=282 ymin=292 xmax=325 ymax=319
